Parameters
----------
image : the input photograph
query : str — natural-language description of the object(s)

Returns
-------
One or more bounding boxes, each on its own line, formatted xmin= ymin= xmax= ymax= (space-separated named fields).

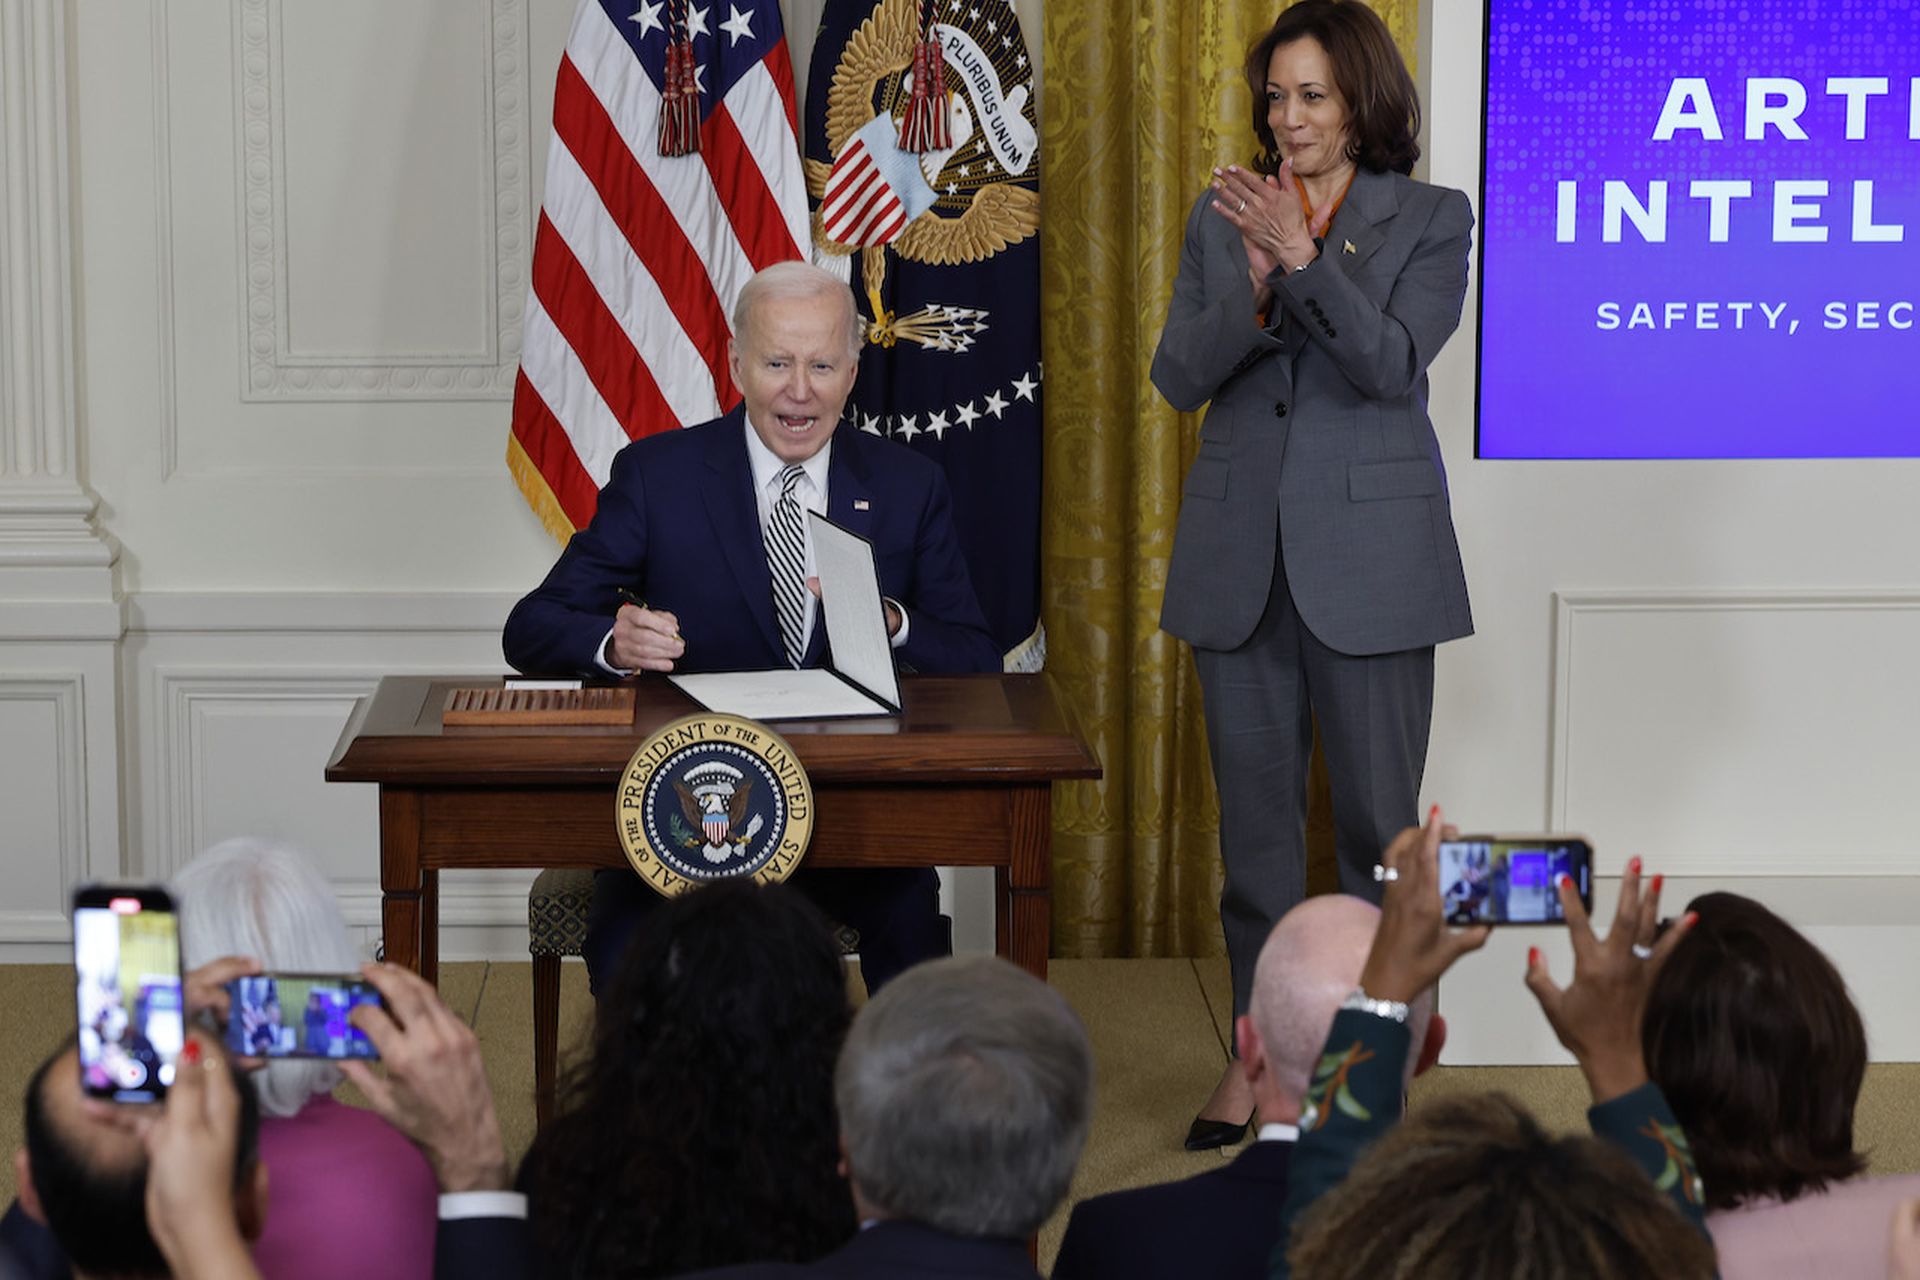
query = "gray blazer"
xmin=1153 ymin=168 xmax=1474 ymax=657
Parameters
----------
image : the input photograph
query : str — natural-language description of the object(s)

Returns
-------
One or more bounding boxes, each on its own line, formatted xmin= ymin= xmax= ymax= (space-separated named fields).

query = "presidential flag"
xmin=805 ymin=0 xmax=1044 ymax=668
xmin=509 ymin=0 xmax=809 ymax=539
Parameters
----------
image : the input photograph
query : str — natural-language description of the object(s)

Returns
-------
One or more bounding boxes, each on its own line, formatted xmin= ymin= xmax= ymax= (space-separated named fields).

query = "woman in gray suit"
xmin=1152 ymin=0 xmax=1474 ymax=1148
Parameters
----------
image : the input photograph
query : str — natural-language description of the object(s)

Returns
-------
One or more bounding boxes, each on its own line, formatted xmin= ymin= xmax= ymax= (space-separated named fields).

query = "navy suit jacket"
xmin=0 ymin=1203 xmax=68 ymax=1280
xmin=503 ymin=410 xmax=1001 ymax=678
xmin=1051 ymin=1139 xmax=1293 ymax=1280
xmin=677 ymin=1220 xmax=1039 ymax=1279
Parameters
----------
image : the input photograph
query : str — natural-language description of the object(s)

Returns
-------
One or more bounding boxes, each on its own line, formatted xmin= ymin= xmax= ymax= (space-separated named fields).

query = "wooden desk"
xmin=325 ymin=675 xmax=1100 ymax=983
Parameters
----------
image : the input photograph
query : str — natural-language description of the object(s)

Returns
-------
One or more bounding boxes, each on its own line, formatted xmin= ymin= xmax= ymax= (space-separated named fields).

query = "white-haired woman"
xmin=175 ymin=838 xmax=439 ymax=1280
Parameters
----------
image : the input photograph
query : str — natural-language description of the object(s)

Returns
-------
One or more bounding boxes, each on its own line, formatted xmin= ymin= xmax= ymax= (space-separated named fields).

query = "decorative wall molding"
xmin=232 ymin=0 xmax=529 ymax=401
xmin=1549 ymin=588 xmax=1920 ymax=876
xmin=129 ymin=590 xmax=519 ymax=635
xmin=152 ymin=670 xmax=378 ymax=878
xmin=0 ymin=673 xmax=89 ymax=941
xmin=0 ymin=0 xmax=117 ymax=592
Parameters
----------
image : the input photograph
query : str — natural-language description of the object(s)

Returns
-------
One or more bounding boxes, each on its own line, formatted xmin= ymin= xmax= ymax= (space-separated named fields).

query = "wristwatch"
xmin=1340 ymin=987 xmax=1409 ymax=1023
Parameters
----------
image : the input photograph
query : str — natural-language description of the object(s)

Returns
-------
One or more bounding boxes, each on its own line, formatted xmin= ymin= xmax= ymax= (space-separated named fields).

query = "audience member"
xmin=174 ymin=838 xmax=440 ymax=1280
xmin=514 ymin=880 xmax=856 ymax=1276
xmin=1271 ymin=812 xmax=1714 ymax=1278
xmin=346 ymin=881 xmax=857 ymax=1279
xmin=13 ymin=1034 xmax=265 ymax=1280
xmin=1644 ymin=891 xmax=1920 ymax=1278
xmin=1053 ymin=894 xmax=1443 ymax=1279
xmin=1289 ymin=1091 xmax=1719 ymax=1278
xmin=681 ymin=955 xmax=1094 ymax=1279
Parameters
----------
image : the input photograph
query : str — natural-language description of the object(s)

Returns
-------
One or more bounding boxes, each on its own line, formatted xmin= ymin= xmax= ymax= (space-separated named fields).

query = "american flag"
xmin=508 ymin=0 xmax=810 ymax=539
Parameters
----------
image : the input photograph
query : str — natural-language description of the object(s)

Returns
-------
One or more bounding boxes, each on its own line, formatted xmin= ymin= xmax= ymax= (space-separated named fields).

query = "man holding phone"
xmin=13 ymin=1033 xmax=269 ymax=1279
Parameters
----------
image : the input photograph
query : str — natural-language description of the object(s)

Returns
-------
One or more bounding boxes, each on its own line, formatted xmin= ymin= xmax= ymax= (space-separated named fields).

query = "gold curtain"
xmin=1041 ymin=0 xmax=1417 ymax=959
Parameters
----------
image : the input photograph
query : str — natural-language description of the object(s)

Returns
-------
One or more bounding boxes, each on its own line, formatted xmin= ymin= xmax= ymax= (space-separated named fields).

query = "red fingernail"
xmin=1652 ymin=874 xmax=1665 ymax=895
xmin=1683 ymin=910 xmax=1699 ymax=928
xmin=1428 ymin=804 xmax=1441 ymax=821
xmin=1527 ymin=946 xmax=1540 ymax=968
xmin=182 ymin=1039 xmax=201 ymax=1065
xmin=1627 ymin=855 xmax=1642 ymax=876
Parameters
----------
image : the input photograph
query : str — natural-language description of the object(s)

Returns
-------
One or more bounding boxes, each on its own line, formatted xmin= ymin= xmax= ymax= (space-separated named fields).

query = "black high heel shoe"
xmin=1183 ymin=1112 xmax=1253 ymax=1151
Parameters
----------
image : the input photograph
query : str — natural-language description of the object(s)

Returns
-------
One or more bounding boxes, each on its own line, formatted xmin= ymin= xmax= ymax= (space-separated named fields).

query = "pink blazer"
xmin=254 ymin=1096 xmax=440 ymax=1280
xmin=1709 ymin=1171 xmax=1920 ymax=1279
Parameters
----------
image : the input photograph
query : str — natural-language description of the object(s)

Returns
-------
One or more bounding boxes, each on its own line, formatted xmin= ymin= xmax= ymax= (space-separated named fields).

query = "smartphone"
xmin=73 ymin=885 xmax=186 ymax=1103
xmin=224 ymin=972 xmax=381 ymax=1060
xmin=1436 ymin=836 xmax=1593 ymax=925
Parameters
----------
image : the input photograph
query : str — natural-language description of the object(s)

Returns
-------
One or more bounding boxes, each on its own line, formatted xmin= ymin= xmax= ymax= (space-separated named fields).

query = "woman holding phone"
xmin=1152 ymin=0 xmax=1475 ymax=1147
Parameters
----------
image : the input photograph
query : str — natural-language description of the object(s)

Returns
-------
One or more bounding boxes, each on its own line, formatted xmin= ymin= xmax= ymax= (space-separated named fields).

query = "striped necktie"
xmin=764 ymin=463 xmax=808 ymax=668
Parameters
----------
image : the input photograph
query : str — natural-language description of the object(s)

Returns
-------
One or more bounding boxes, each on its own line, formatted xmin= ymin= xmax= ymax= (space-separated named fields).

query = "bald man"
xmin=9 ymin=1040 xmax=267 ymax=1280
xmin=1051 ymin=895 xmax=1446 ymax=1280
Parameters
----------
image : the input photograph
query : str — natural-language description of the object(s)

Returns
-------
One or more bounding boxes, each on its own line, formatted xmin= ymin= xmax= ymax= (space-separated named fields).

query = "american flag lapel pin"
xmin=854 ymin=499 xmax=870 ymax=511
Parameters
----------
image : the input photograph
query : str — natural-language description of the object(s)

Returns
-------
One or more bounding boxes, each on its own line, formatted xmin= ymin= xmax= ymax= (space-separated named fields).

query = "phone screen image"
xmin=73 ymin=892 xmax=185 ymax=1103
xmin=226 ymin=974 xmax=381 ymax=1060
xmin=1437 ymin=839 xmax=1593 ymax=925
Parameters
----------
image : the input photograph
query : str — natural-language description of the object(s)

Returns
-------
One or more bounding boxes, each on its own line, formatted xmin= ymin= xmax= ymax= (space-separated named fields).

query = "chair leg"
xmin=533 ymin=953 xmax=560 ymax=1130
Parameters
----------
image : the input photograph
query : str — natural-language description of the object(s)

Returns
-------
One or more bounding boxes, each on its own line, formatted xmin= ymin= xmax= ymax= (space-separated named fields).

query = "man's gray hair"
xmin=173 ymin=837 xmax=364 ymax=1118
xmin=731 ymin=259 xmax=864 ymax=356
xmin=835 ymin=955 xmax=1093 ymax=1238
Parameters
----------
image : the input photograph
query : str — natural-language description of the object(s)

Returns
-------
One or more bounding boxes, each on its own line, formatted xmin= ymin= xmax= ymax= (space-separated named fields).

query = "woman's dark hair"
xmin=1245 ymin=0 xmax=1422 ymax=175
xmin=1643 ymin=891 xmax=1868 ymax=1210
xmin=520 ymin=880 xmax=856 ymax=1277
xmin=1288 ymin=1092 xmax=1718 ymax=1279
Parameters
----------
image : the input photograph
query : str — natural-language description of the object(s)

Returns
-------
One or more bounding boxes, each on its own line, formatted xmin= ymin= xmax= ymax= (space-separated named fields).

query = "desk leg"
xmin=1005 ymin=784 xmax=1052 ymax=982
xmin=379 ymin=789 xmax=437 ymax=983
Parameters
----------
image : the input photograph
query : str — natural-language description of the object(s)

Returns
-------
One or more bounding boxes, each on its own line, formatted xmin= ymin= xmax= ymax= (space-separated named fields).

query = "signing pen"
xmin=615 ymin=587 xmax=681 ymax=641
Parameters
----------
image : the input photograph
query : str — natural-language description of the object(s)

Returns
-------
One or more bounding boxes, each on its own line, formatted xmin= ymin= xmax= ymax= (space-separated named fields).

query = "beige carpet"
xmin=2 ymin=959 xmax=1915 ymax=1271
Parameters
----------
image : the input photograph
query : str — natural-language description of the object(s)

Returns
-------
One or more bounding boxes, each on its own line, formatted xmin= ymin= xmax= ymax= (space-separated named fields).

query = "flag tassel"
xmin=897 ymin=31 xmax=950 ymax=153
xmin=658 ymin=39 xmax=701 ymax=156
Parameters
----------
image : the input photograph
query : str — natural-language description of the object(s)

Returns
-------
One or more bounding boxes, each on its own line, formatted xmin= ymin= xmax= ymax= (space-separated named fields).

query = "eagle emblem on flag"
xmin=808 ymin=0 xmax=1039 ymax=350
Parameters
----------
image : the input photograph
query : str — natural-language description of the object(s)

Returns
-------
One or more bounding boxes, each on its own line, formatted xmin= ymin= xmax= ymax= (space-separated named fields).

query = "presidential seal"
xmin=615 ymin=714 xmax=815 ymax=898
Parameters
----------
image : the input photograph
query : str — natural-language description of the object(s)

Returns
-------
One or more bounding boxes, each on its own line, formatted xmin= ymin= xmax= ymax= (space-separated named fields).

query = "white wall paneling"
xmin=1550 ymin=590 xmax=1920 ymax=877
xmin=233 ymin=0 xmax=529 ymax=403
xmin=123 ymin=592 xmax=534 ymax=960
xmin=0 ymin=673 xmax=89 ymax=946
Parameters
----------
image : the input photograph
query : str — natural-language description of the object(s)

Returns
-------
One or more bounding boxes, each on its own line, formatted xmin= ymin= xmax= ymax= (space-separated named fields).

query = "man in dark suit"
xmin=1051 ymin=895 xmax=1446 ymax=1280
xmin=682 ymin=956 xmax=1094 ymax=1280
xmin=503 ymin=261 xmax=1001 ymax=993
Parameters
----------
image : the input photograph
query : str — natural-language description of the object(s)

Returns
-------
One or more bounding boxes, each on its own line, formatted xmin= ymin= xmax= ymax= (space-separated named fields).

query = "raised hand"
xmin=184 ymin=956 xmax=266 ymax=1071
xmin=1356 ymin=809 xmax=1491 ymax=1004
xmin=341 ymin=961 xmax=509 ymax=1194
xmin=1523 ymin=856 xmax=1694 ymax=1103
xmin=142 ymin=1031 xmax=263 ymax=1280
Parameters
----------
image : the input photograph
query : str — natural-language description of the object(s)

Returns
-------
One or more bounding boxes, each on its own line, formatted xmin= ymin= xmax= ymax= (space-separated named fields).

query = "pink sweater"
xmin=1708 ymin=1172 xmax=1920 ymax=1280
xmin=253 ymin=1096 xmax=440 ymax=1280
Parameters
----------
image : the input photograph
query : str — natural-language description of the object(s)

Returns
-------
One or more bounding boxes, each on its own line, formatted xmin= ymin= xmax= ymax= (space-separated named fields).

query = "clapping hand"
xmin=1211 ymin=157 xmax=1338 ymax=309
xmin=1356 ymin=809 xmax=1491 ymax=1004
xmin=1523 ymin=856 xmax=1694 ymax=1104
